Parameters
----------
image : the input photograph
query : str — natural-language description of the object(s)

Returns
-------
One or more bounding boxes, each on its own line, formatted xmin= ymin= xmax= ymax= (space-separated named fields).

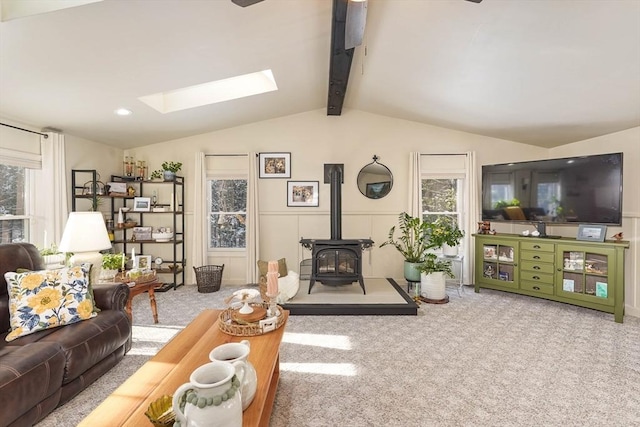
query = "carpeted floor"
xmin=38 ymin=281 xmax=640 ymax=426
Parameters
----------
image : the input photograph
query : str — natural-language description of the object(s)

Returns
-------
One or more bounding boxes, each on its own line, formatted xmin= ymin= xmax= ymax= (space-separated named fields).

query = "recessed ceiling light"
xmin=114 ymin=108 xmax=132 ymax=116
xmin=138 ymin=69 xmax=278 ymax=114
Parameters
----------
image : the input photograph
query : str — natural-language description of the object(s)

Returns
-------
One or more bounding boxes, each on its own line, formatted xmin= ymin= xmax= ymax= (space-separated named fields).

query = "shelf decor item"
xmin=148 ymin=161 xmax=183 ymax=182
xmin=576 ymin=224 xmax=607 ymax=242
xmin=133 ymin=197 xmax=152 ymax=212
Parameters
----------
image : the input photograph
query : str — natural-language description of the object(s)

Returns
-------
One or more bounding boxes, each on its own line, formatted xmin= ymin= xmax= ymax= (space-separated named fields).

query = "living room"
xmin=1 ymin=1 xmax=639 ymax=426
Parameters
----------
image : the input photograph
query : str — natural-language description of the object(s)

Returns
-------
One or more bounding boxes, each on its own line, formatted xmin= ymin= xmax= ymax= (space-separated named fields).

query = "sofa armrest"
xmin=92 ymin=283 xmax=130 ymax=311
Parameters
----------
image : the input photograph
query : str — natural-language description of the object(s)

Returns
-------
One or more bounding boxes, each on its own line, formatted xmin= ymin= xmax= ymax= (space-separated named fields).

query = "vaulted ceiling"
xmin=1 ymin=0 xmax=639 ymax=149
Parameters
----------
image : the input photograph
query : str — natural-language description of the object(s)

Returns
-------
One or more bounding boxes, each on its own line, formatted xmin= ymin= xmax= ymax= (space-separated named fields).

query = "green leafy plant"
xmin=39 ymin=244 xmax=61 ymax=256
xmin=161 ymin=161 xmax=182 ymax=173
xmin=150 ymin=169 xmax=163 ymax=180
xmin=430 ymin=217 xmax=465 ymax=248
xmin=102 ymin=253 xmax=126 ymax=270
xmin=379 ymin=212 xmax=439 ymax=263
xmin=415 ymin=253 xmax=455 ymax=278
xmin=495 ymin=198 xmax=520 ymax=209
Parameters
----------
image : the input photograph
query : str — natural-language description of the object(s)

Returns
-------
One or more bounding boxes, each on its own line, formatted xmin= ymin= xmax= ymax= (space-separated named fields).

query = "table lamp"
xmin=58 ymin=212 xmax=112 ymax=285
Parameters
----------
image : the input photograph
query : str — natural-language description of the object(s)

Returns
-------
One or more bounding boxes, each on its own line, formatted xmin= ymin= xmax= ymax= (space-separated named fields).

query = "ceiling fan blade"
xmin=465 ymin=0 xmax=483 ymax=3
xmin=345 ymin=0 xmax=367 ymax=49
xmin=231 ymin=0 xmax=264 ymax=7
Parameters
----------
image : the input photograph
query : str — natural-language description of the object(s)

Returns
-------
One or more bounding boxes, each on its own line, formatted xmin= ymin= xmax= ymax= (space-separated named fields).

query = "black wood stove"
xmin=300 ymin=164 xmax=373 ymax=294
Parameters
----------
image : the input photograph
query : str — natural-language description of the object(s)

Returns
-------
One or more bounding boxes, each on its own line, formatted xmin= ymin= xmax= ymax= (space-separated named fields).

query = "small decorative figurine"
xmin=610 ymin=232 xmax=623 ymax=242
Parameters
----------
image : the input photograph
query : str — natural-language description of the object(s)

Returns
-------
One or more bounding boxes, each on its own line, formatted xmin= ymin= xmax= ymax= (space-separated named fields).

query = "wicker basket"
xmin=193 ymin=264 xmax=224 ymax=293
xmin=218 ymin=302 xmax=285 ymax=337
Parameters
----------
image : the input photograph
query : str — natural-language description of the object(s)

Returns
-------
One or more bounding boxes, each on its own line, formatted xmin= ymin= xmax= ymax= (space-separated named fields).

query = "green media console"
xmin=474 ymin=233 xmax=629 ymax=323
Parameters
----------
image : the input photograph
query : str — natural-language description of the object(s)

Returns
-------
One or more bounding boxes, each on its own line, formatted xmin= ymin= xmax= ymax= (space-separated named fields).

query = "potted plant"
xmin=101 ymin=253 xmax=126 ymax=281
xmin=431 ymin=217 xmax=465 ymax=257
xmin=40 ymin=244 xmax=65 ymax=267
xmin=416 ymin=253 xmax=454 ymax=301
xmin=150 ymin=161 xmax=182 ymax=181
xmin=379 ymin=212 xmax=440 ymax=282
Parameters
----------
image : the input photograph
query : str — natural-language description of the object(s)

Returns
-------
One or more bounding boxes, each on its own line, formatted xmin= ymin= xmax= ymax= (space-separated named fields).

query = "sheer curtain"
xmin=408 ymin=152 xmax=421 ymax=217
xmin=463 ymin=151 xmax=479 ymax=284
xmin=191 ymin=152 xmax=207 ymax=283
xmin=39 ymin=132 xmax=68 ymax=246
xmin=245 ymin=152 xmax=260 ymax=284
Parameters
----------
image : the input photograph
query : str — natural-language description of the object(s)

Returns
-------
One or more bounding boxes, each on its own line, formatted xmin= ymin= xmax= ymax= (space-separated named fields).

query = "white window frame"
xmin=0 ymin=149 xmax=41 ymax=243
xmin=207 ymin=173 xmax=248 ymax=253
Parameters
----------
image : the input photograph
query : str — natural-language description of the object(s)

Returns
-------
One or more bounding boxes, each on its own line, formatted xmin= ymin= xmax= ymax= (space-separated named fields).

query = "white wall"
xmin=64 ymin=134 xmax=124 ymax=215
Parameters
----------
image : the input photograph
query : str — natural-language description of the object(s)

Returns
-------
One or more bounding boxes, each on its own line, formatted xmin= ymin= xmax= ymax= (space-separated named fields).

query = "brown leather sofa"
xmin=0 ymin=243 xmax=132 ymax=427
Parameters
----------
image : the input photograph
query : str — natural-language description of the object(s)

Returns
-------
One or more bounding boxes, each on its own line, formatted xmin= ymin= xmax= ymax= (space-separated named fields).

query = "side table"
xmin=126 ymin=280 xmax=161 ymax=324
xmin=438 ymin=254 xmax=464 ymax=297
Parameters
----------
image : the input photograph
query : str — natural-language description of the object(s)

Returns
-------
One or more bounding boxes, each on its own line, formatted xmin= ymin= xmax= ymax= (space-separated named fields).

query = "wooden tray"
xmin=219 ymin=303 xmax=285 ymax=337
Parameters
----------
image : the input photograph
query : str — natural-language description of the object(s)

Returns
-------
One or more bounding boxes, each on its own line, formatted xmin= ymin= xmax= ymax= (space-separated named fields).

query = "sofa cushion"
xmin=257 ymin=258 xmax=288 ymax=281
xmin=4 ymin=264 xmax=96 ymax=342
xmin=0 ymin=342 xmax=66 ymax=427
xmin=36 ymin=309 xmax=131 ymax=384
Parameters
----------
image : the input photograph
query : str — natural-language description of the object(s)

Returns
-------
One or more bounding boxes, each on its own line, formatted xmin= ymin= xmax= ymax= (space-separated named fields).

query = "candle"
xmin=43 ymin=230 xmax=47 ymax=249
xmin=267 ymin=260 xmax=279 ymax=295
xmin=121 ymin=252 xmax=125 ymax=270
xmin=131 ymin=248 xmax=136 ymax=269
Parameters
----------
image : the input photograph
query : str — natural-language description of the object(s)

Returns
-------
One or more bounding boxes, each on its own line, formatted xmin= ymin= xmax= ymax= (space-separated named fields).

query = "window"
xmin=421 ymin=178 xmax=462 ymax=225
xmin=208 ymin=178 xmax=247 ymax=249
xmin=0 ymin=164 xmax=29 ymax=243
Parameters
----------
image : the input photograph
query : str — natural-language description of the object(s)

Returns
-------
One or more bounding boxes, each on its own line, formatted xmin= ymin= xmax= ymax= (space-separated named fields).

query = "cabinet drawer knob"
xmin=533 ymin=276 xmax=540 ymax=280
xmin=534 ymin=245 xmax=541 ymax=249
xmin=533 ymin=286 xmax=540 ymax=290
xmin=533 ymin=266 xmax=540 ymax=270
xmin=533 ymin=256 xmax=540 ymax=259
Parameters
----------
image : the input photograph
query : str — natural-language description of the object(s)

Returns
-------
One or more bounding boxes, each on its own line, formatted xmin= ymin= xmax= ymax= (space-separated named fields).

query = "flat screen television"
xmin=481 ymin=152 xmax=623 ymax=226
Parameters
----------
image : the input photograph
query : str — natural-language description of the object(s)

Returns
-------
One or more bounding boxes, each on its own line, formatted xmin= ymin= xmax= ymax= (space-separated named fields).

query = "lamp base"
xmin=69 ymin=251 xmax=103 ymax=285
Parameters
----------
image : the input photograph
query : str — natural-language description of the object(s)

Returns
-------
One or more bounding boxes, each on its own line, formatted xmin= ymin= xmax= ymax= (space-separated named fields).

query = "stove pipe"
xmin=330 ymin=164 xmax=342 ymax=240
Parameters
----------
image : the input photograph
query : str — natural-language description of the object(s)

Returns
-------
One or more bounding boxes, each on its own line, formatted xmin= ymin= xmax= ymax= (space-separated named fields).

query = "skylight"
xmin=138 ymin=69 xmax=278 ymax=114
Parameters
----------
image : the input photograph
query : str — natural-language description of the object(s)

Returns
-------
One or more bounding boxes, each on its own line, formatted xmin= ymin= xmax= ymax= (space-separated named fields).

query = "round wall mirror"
xmin=357 ymin=155 xmax=393 ymax=199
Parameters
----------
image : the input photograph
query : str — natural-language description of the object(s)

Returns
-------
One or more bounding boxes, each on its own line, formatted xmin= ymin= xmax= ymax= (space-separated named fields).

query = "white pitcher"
xmin=209 ymin=340 xmax=257 ymax=411
xmin=172 ymin=360 xmax=246 ymax=427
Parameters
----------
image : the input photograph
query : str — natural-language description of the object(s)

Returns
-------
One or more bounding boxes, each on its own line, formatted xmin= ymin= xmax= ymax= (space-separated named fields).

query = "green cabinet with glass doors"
xmin=474 ymin=234 xmax=629 ymax=323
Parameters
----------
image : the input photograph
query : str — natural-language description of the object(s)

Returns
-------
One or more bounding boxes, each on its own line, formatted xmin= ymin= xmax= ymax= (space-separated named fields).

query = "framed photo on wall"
xmin=259 ymin=152 xmax=291 ymax=178
xmin=576 ymin=224 xmax=607 ymax=242
xmin=287 ymin=181 xmax=319 ymax=207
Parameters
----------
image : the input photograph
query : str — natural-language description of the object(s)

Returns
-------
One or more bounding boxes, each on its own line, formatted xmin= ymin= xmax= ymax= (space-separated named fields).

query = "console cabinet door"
xmin=478 ymin=238 xmax=519 ymax=289
xmin=555 ymin=244 xmax=615 ymax=307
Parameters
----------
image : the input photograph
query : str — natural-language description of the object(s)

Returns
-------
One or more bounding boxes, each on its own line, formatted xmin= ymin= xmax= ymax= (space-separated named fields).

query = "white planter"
xmin=442 ymin=243 xmax=459 ymax=257
xmin=421 ymin=271 xmax=447 ymax=300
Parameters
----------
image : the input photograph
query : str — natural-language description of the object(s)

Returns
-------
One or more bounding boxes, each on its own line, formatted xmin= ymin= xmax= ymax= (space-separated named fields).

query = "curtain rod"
xmin=0 ymin=122 xmax=48 ymax=138
xmin=205 ymin=153 xmax=247 ymax=157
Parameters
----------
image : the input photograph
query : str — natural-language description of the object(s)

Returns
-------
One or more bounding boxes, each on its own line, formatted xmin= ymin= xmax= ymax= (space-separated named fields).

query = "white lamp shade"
xmin=58 ymin=212 xmax=112 ymax=253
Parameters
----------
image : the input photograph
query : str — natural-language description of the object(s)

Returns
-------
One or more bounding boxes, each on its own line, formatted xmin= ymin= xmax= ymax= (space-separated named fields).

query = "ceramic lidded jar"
xmin=172 ymin=360 xmax=246 ymax=427
xmin=209 ymin=340 xmax=257 ymax=411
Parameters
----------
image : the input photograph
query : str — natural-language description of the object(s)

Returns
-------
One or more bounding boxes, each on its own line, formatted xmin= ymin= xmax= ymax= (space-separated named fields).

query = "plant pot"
xmin=442 ymin=243 xmax=459 ymax=257
xmin=163 ymin=170 xmax=176 ymax=181
xmin=404 ymin=261 xmax=421 ymax=282
xmin=421 ymin=271 xmax=447 ymax=300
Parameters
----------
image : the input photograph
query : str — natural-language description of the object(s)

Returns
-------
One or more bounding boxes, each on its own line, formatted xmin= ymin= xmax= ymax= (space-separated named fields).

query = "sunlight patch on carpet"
xmin=283 ymin=332 xmax=352 ymax=350
xmin=281 ymin=363 xmax=357 ymax=376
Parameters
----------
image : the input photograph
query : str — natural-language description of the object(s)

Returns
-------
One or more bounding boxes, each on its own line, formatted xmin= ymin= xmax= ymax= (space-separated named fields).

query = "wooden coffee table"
xmin=78 ymin=309 xmax=288 ymax=427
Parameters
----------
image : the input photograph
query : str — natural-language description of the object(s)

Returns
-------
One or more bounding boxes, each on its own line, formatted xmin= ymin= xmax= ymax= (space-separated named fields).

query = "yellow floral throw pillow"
xmin=4 ymin=264 xmax=96 ymax=342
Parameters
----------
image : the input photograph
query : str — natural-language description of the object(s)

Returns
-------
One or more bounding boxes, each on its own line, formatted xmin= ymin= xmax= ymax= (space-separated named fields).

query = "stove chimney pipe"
xmin=329 ymin=164 xmax=342 ymax=240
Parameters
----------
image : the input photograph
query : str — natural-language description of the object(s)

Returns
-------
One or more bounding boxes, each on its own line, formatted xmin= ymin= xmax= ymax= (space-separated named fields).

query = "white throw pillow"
xmin=276 ymin=270 xmax=299 ymax=303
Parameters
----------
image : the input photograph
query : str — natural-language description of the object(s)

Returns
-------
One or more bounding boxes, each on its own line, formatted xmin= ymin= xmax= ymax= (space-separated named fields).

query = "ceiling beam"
xmin=327 ymin=0 xmax=354 ymax=116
